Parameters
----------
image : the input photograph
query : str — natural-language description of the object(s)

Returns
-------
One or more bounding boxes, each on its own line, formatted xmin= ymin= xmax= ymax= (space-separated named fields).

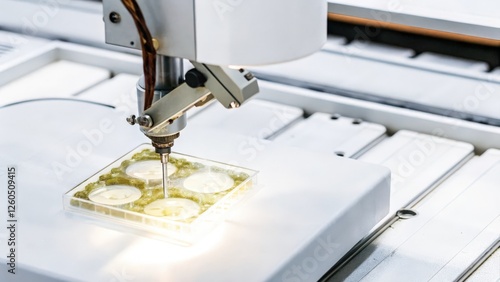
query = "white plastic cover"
xmin=103 ymin=0 xmax=327 ymax=65
xmin=194 ymin=0 xmax=327 ymax=65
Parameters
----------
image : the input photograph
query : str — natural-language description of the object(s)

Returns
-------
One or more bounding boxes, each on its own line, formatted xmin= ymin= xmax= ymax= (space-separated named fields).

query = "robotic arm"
xmin=126 ymin=60 xmax=259 ymax=195
xmin=129 ymin=62 xmax=260 ymax=134
xmin=102 ymin=0 xmax=326 ymax=197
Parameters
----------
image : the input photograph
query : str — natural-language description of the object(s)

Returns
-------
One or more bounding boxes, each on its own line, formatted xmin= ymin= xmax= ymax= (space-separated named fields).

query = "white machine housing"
xmin=102 ymin=0 xmax=327 ymax=66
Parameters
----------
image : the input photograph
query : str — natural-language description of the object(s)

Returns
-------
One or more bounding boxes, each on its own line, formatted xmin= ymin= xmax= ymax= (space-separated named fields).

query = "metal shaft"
xmin=155 ymin=55 xmax=183 ymax=93
xmin=136 ymin=55 xmax=183 ymax=198
xmin=160 ymin=153 xmax=169 ymax=198
xmin=154 ymin=55 xmax=181 ymax=199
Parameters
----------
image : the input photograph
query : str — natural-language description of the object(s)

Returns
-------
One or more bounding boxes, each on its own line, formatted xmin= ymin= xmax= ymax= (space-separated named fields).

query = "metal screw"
xmin=109 ymin=12 xmax=121 ymax=23
xmin=152 ymin=38 xmax=160 ymax=50
xmin=244 ymin=72 xmax=255 ymax=81
xmin=137 ymin=115 xmax=153 ymax=127
xmin=126 ymin=115 xmax=136 ymax=125
xmin=229 ymin=101 xmax=240 ymax=109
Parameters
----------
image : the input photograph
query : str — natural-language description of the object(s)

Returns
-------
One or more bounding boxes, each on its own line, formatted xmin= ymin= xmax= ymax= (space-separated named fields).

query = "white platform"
xmin=359 ymin=130 xmax=473 ymax=215
xmin=333 ymin=149 xmax=500 ymax=281
xmin=0 ymin=100 xmax=389 ymax=282
xmin=467 ymin=247 xmax=500 ymax=282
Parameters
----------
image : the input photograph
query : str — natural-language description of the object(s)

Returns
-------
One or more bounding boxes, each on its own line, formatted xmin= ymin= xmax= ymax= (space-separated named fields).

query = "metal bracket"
xmin=142 ymin=83 xmax=211 ymax=133
xmin=190 ymin=61 xmax=259 ymax=109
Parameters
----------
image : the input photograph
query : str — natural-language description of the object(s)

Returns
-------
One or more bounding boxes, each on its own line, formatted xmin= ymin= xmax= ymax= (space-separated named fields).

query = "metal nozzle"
xmin=160 ymin=152 xmax=170 ymax=198
xmin=156 ymin=146 xmax=172 ymax=199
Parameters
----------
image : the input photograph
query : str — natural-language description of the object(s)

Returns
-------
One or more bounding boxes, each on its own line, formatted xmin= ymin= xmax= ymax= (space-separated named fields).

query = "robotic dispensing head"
xmin=102 ymin=0 xmax=326 ymax=196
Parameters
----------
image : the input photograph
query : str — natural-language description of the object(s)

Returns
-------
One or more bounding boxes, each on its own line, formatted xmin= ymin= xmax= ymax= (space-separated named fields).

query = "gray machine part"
xmin=138 ymin=61 xmax=259 ymax=134
xmin=136 ymin=56 xmax=187 ymax=138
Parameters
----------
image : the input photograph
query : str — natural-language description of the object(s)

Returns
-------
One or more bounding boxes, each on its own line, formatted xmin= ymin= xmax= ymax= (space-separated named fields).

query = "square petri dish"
xmin=63 ymin=144 xmax=258 ymax=245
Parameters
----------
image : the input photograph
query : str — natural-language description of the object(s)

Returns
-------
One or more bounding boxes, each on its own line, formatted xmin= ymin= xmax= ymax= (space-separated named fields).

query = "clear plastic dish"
xmin=63 ymin=144 xmax=258 ymax=245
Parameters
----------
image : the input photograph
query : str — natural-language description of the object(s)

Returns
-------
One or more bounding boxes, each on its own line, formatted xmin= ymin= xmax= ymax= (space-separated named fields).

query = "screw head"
xmin=109 ymin=12 xmax=121 ymax=23
xmin=229 ymin=101 xmax=240 ymax=109
xmin=137 ymin=115 xmax=153 ymax=128
xmin=126 ymin=115 xmax=136 ymax=125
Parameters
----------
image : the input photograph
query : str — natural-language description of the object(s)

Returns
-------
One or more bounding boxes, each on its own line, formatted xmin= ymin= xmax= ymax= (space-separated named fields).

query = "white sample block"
xmin=273 ymin=112 xmax=386 ymax=158
xmin=415 ymin=52 xmax=489 ymax=72
xmin=333 ymin=149 xmax=500 ymax=282
xmin=0 ymin=101 xmax=390 ymax=282
xmin=0 ymin=60 xmax=110 ymax=106
xmin=359 ymin=130 xmax=473 ymax=214
xmin=76 ymin=73 xmax=139 ymax=110
xmin=189 ymin=99 xmax=303 ymax=139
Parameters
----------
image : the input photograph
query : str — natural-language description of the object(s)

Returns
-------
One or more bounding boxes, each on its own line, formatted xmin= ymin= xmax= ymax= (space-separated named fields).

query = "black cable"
xmin=0 ymin=98 xmax=115 ymax=109
xmin=120 ymin=0 xmax=156 ymax=110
